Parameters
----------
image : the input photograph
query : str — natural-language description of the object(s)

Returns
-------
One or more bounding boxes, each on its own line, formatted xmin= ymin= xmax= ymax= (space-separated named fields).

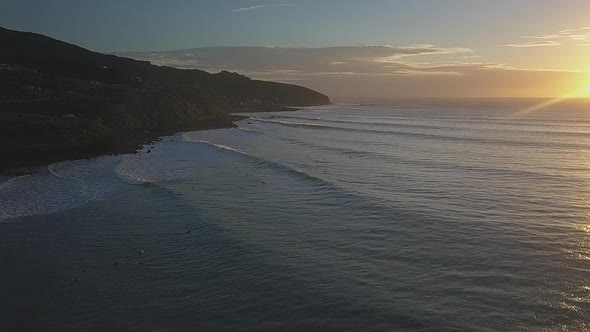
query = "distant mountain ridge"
xmin=0 ymin=27 xmax=330 ymax=171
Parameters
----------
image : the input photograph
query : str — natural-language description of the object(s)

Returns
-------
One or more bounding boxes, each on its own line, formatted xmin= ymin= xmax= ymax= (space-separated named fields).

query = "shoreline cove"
xmin=2 ymin=104 xmax=589 ymax=330
xmin=0 ymin=106 xmax=305 ymax=177
xmin=0 ymin=115 xmax=243 ymax=176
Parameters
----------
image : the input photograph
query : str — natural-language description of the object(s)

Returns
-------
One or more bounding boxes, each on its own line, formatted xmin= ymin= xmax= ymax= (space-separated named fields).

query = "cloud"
xmin=116 ymin=45 xmax=473 ymax=76
xmin=115 ymin=45 xmax=586 ymax=98
xmin=233 ymin=4 xmax=294 ymax=12
xmin=520 ymin=34 xmax=561 ymax=40
xmin=248 ymin=65 xmax=587 ymax=98
xmin=519 ymin=27 xmax=590 ymax=43
xmin=500 ymin=40 xmax=560 ymax=48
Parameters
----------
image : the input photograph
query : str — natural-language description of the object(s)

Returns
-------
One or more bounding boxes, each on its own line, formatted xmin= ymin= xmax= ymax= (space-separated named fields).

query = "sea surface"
xmin=1 ymin=99 xmax=590 ymax=331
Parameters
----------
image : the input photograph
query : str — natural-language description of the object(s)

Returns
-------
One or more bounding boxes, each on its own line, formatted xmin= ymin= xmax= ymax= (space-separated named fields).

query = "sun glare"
xmin=582 ymin=70 xmax=590 ymax=96
xmin=508 ymin=74 xmax=590 ymax=118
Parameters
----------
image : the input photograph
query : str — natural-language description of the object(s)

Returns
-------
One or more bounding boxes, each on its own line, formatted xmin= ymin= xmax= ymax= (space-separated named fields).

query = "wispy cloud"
xmin=499 ymin=26 xmax=590 ymax=50
xmin=519 ymin=27 xmax=590 ymax=43
xmin=233 ymin=3 xmax=294 ymax=12
xmin=520 ymin=34 xmax=560 ymax=40
xmin=116 ymin=45 xmax=473 ymax=76
xmin=115 ymin=45 xmax=587 ymax=98
xmin=500 ymin=40 xmax=561 ymax=48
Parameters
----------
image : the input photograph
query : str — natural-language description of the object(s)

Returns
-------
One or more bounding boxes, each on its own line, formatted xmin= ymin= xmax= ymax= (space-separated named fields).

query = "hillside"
xmin=0 ymin=27 xmax=330 ymax=171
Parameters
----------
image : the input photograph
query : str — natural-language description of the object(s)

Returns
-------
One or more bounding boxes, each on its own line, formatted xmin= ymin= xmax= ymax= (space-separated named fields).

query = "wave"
xmin=272 ymin=114 xmax=590 ymax=138
xmin=114 ymin=138 xmax=223 ymax=184
xmin=237 ymin=127 xmax=264 ymax=134
xmin=0 ymin=174 xmax=31 ymax=191
xmin=257 ymin=128 xmax=582 ymax=183
xmin=48 ymin=161 xmax=93 ymax=199
xmin=252 ymin=118 xmax=590 ymax=150
xmin=1 ymin=141 xmax=223 ymax=221
xmin=1 ymin=141 xmax=212 ymax=221
xmin=0 ymin=156 xmax=141 ymax=222
xmin=182 ymin=136 xmax=336 ymax=189
xmin=0 ymin=171 xmax=86 ymax=222
xmin=272 ymin=115 xmax=446 ymax=131
xmin=115 ymin=159 xmax=152 ymax=184
xmin=250 ymin=118 xmax=329 ymax=129
xmin=264 ymin=132 xmax=369 ymax=157
xmin=182 ymin=137 xmax=246 ymax=155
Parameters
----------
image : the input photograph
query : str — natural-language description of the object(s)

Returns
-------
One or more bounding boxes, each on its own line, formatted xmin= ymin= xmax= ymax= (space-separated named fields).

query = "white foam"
xmin=0 ymin=131 xmax=252 ymax=222
xmin=237 ymin=127 xmax=263 ymax=134
xmin=185 ymin=139 xmax=242 ymax=153
xmin=115 ymin=139 xmax=224 ymax=184
xmin=0 ymin=170 xmax=86 ymax=221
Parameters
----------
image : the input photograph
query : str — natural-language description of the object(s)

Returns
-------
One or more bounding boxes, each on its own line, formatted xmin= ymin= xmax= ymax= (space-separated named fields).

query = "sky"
xmin=1 ymin=0 xmax=590 ymax=98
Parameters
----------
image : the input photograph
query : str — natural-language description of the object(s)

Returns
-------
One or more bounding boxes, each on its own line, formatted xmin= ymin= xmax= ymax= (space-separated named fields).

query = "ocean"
xmin=1 ymin=99 xmax=590 ymax=331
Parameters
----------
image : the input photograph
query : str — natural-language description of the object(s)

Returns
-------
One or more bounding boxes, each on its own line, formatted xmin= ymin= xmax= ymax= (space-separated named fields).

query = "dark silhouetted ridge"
xmin=0 ymin=26 xmax=330 ymax=171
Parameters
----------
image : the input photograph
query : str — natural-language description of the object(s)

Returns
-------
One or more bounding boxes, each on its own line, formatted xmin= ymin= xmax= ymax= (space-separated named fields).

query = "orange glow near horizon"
xmin=508 ymin=73 xmax=590 ymax=118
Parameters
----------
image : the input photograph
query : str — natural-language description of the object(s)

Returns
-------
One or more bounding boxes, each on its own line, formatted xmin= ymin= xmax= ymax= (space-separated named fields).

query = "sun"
xmin=507 ymin=74 xmax=590 ymax=118
xmin=578 ymin=85 xmax=590 ymax=98
xmin=582 ymin=71 xmax=590 ymax=97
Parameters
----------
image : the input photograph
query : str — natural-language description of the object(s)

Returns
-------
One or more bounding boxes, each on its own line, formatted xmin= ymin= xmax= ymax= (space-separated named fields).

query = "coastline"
xmin=0 ymin=107 xmax=297 ymax=179
xmin=0 ymin=26 xmax=330 ymax=177
xmin=0 ymin=115 xmax=240 ymax=176
xmin=0 ymin=115 xmax=238 ymax=176
xmin=0 ymin=105 xmax=300 ymax=177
